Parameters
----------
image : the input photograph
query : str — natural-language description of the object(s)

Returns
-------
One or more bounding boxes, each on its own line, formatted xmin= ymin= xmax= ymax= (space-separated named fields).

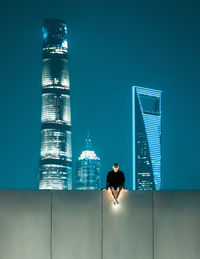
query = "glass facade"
xmin=39 ymin=19 xmax=72 ymax=190
xmin=76 ymin=137 xmax=100 ymax=190
xmin=132 ymin=86 xmax=162 ymax=190
xmin=41 ymin=93 xmax=71 ymax=124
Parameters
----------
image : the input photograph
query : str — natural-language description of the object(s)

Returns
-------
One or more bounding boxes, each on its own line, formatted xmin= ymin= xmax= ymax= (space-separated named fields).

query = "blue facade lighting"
xmin=132 ymin=86 xmax=162 ymax=190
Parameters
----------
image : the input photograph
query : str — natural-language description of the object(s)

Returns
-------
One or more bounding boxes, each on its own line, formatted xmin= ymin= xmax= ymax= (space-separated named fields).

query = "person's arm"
xmin=106 ymin=173 xmax=110 ymax=188
xmin=122 ymin=172 xmax=125 ymax=188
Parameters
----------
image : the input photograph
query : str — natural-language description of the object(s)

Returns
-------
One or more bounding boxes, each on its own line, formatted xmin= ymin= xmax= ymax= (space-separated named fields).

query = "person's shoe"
xmin=116 ymin=198 xmax=119 ymax=205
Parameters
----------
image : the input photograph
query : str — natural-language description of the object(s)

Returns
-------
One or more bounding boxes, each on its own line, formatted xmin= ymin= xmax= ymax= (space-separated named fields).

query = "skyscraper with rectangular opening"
xmin=132 ymin=86 xmax=162 ymax=190
xmin=39 ymin=19 xmax=72 ymax=190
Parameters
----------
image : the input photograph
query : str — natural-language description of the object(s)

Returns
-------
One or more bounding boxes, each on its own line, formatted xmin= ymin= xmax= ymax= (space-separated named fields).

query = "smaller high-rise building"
xmin=76 ymin=136 xmax=100 ymax=190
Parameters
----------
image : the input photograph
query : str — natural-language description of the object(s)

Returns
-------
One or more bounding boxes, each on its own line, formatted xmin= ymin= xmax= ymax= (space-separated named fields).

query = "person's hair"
xmin=113 ymin=163 xmax=119 ymax=168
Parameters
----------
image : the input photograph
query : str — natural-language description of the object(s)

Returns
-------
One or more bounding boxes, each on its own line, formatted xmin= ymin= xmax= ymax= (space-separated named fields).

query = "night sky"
xmin=0 ymin=0 xmax=200 ymax=190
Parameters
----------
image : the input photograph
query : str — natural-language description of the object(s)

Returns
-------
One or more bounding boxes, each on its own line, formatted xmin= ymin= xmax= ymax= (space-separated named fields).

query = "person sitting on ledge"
xmin=106 ymin=163 xmax=125 ymax=205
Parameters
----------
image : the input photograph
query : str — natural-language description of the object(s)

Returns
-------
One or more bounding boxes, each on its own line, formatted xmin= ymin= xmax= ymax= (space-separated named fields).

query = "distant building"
xmin=39 ymin=19 xmax=72 ymax=190
xmin=76 ymin=136 xmax=100 ymax=190
xmin=132 ymin=86 xmax=162 ymax=190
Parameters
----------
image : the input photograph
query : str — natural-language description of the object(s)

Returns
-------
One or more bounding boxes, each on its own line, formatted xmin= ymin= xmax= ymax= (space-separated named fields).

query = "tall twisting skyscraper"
xmin=132 ymin=86 xmax=162 ymax=190
xmin=76 ymin=136 xmax=100 ymax=190
xmin=39 ymin=19 xmax=72 ymax=190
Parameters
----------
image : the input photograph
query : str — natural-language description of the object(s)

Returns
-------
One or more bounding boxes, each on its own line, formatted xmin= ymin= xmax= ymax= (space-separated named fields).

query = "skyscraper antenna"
xmin=85 ymin=131 xmax=92 ymax=150
xmin=87 ymin=130 xmax=90 ymax=139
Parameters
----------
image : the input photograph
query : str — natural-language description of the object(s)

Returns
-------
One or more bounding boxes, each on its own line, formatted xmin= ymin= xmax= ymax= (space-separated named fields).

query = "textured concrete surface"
xmin=52 ymin=191 xmax=102 ymax=259
xmin=154 ymin=191 xmax=200 ymax=259
xmin=0 ymin=190 xmax=51 ymax=259
xmin=0 ymin=190 xmax=199 ymax=259
xmin=103 ymin=190 xmax=153 ymax=259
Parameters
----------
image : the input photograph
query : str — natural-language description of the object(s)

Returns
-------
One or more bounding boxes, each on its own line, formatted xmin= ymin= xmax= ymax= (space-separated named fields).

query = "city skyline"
xmin=0 ymin=0 xmax=200 ymax=190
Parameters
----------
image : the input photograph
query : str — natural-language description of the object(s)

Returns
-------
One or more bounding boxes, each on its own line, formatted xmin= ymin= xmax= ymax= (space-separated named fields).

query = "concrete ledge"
xmin=0 ymin=190 xmax=199 ymax=259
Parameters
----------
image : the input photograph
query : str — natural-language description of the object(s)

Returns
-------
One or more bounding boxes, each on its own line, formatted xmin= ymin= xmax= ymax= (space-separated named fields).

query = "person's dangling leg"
xmin=108 ymin=186 xmax=117 ymax=204
xmin=116 ymin=186 xmax=123 ymax=204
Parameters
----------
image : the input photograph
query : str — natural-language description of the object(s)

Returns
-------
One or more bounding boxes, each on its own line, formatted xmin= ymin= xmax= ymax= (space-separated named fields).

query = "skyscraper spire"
xmin=85 ymin=131 xmax=92 ymax=150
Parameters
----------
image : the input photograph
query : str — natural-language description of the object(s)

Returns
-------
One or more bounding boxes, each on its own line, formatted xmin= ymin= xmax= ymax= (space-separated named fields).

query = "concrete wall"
xmin=0 ymin=190 xmax=199 ymax=259
xmin=154 ymin=191 xmax=200 ymax=259
xmin=0 ymin=191 xmax=51 ymax=259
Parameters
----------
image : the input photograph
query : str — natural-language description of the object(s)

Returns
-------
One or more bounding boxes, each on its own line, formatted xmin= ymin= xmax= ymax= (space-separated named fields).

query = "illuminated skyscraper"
xmin=132 ymin=86 xmax=162 ymax=190
xmin=76 ymin=136 xmax=100 ymax=190
xmin=39 ymin=19 xmax=72 ymax=190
